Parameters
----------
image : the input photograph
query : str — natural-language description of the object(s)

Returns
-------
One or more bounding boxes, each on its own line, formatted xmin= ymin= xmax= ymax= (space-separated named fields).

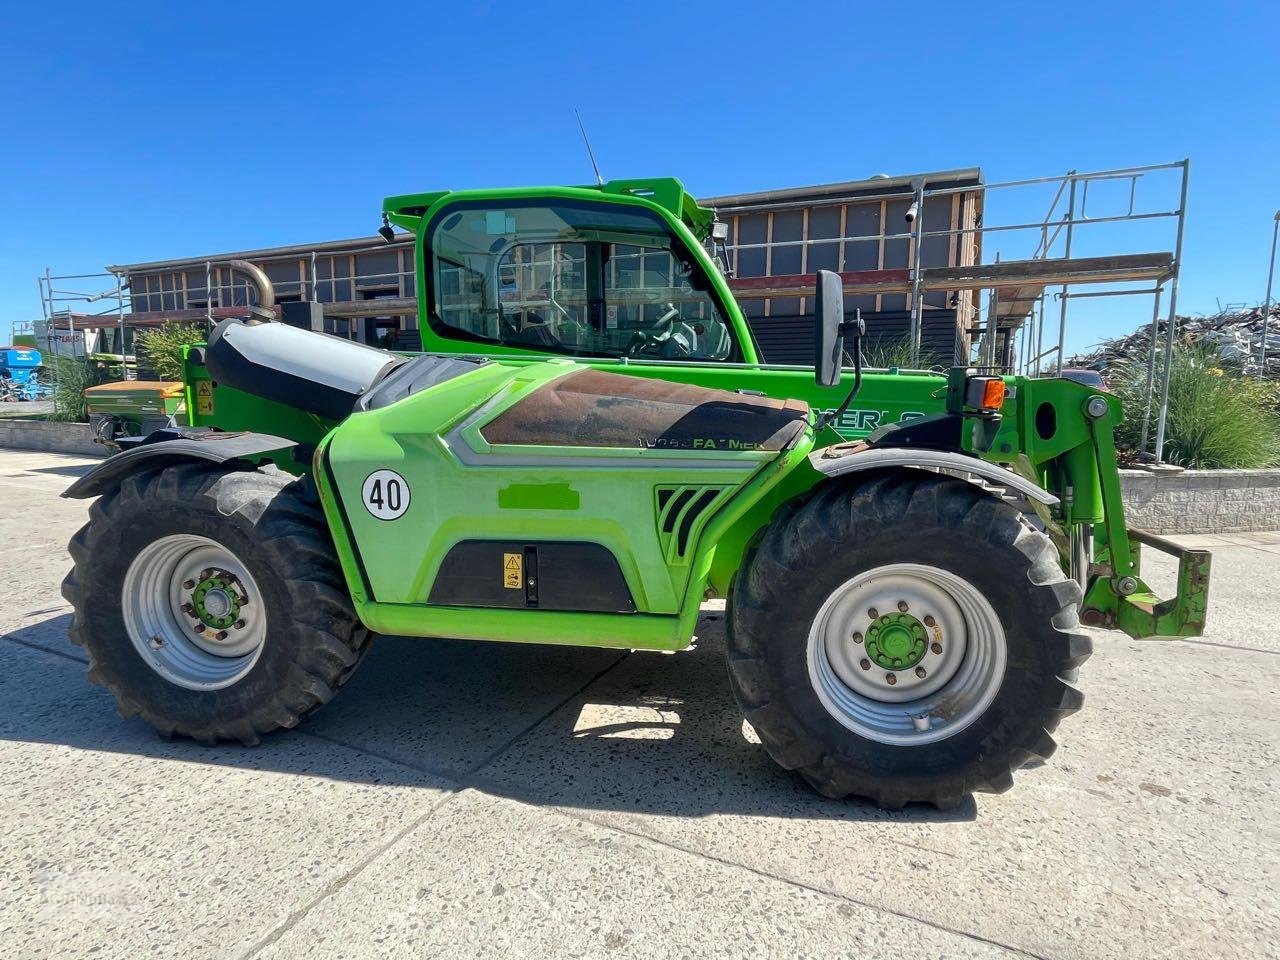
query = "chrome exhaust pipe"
xmin=226 ymin=259 xmax=276 ymax=312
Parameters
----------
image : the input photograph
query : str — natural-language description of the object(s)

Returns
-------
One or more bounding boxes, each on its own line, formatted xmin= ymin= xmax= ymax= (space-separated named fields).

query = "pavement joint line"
xmin=236 ymin=651 xmax=633 ymax=957
xmin=0 ymin=647 xmax=479 ymax=960
xmin=882 ymin=836 xmax=962 ymax=860
xmin=294 ymin=650 xmax=632 ymax=783
xmin=22 ymin=604 xmax=71 ymax=618
xmin=1176 ymin=638 xmax=1279 ymax=657
xmin=1 ymin=631 xmax=88 ymax=665
xmin=293 ymin=650 xmax=1034 ymax=958
xmin=1226 ymin=544 xmax=1280 ymax=557
xmin=0 ymin=541 xmax=66 ymax=556
xmin=526 ymin=803 xmax=1051 ymax=960
xmin=297 ymin=729 xmax=444 ymax=779
xmin=236 ymin=785 xmax=464 ymax=960
xmin=460 ymin=650 xmax=632 ymax=777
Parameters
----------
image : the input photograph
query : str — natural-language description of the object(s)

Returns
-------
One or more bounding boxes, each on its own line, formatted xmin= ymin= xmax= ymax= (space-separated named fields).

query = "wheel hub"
xmin=190 ymin=570 xmax=244 ymax=630
xmin=122 ymin=535 xmax=267 ymax=690
xmin=806 ymin=563 xmax=1008 ymax=746
xmin=865 ymin=612 xmax=927 ymax=670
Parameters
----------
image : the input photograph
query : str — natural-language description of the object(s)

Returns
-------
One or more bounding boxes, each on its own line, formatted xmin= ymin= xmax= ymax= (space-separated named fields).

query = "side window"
xmin=429 ymin=202 xmax=736 ymax=361
xmin=603 ymin=243 xmax=733 ymax=361
xmin=496 ymin=242 xmax=591 ymax=350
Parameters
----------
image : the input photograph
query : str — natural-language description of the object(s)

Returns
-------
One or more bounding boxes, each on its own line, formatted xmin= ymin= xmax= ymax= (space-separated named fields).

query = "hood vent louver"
xmin=655 ymin=485 xmax=729 ymax=563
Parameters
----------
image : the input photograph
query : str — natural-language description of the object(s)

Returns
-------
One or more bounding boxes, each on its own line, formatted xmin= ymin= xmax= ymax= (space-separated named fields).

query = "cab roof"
xmin=382 ymin=177 xmax=715 ymax=238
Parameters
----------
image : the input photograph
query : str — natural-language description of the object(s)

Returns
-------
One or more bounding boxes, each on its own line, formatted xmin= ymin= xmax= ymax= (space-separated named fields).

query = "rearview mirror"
xmin=814 ymin=269 xmax=846 ymax=387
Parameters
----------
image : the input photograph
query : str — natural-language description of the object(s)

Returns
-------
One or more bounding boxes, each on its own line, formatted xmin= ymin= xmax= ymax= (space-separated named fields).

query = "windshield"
xmin=429 ymin=201 xmax=736 ymax=361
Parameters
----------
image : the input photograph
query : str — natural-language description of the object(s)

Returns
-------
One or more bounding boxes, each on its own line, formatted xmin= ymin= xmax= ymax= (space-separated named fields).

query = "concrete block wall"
xmin=0 ymin=420 xmax=105 ymax=458
xmin=1 ymin=419 xmax=1277 ymax=534
xmin=1120 ymin=468 xmax=1280 ymax=534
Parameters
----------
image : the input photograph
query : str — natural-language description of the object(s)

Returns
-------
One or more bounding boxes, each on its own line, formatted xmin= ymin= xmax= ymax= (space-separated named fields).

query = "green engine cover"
xmin=318 ymin=356 xmax=813 ymax=648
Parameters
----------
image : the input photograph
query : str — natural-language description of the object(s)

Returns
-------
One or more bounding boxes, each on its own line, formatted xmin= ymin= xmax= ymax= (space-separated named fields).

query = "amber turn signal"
xmin=980 ymin=378 xmax=1006 ymax=410
xmin=963 ymin=376 xmax=1006 ymax=412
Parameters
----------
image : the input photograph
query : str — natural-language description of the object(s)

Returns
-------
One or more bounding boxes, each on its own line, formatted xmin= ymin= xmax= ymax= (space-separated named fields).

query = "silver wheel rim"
xmin=806 ymin=563 xmax=1006 ymax=746
xmin=121 ymin=534 xmax=267 ymax=691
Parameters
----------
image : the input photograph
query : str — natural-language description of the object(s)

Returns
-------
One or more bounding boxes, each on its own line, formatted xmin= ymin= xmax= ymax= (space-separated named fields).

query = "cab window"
xmin=429 ymin=201 xmax=737 ymax=361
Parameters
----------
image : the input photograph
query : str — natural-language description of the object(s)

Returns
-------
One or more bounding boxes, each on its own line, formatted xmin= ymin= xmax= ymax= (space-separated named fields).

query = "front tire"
xmin=726 ymin=470 xmax=1091 ymax=809
xmin=61 ymin=463 xmax=372 ymax=745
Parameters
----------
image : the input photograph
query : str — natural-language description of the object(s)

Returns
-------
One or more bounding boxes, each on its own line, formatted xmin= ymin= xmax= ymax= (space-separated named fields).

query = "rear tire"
xmin=726 ymin=470 xmax=1091 ymax=809
xmin=61 ymin=463 xmax=372 ymax=745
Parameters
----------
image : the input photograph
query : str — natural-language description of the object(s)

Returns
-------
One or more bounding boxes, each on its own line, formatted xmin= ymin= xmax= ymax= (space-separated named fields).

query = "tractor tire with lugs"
xmin=61 ymin=462 xmax=371 ymax=745
xmin=726 ymin=469 xmax=1091 ymax=809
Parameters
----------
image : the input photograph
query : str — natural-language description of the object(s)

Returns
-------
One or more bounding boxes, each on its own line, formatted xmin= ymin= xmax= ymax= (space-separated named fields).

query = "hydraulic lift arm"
xmin=1078 ymin=398 xmax=1211 ymax=639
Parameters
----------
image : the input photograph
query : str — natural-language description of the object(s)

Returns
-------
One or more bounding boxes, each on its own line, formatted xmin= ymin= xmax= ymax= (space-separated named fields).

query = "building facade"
xmin=108 ymin=168 xmax=985 ymax=364
xmin=710 ymin=169 xmax=982 ymax=363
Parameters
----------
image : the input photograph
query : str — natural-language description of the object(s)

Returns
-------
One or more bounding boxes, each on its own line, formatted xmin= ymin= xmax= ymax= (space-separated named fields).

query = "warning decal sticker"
xmin=503 ymin=553 xmax=523 ymax=589
xmin=195 ymin=380 xmax=214 ymax=416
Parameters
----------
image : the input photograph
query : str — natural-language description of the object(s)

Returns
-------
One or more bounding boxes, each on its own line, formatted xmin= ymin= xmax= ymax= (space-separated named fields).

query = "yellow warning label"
xmin=195 ymin=380 xmax=214 ymax=416
xmin=503 ymin=552 xmax=523 ymax=590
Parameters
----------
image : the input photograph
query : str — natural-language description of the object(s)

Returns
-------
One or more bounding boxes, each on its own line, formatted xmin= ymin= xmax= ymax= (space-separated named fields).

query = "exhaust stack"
xmin=225 ymin=259 xmax=276 ymax=317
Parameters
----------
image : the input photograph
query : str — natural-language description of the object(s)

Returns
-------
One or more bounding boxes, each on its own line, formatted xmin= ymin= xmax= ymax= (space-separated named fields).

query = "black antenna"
xmin=575 ymin=110 xmax=604 ymax=186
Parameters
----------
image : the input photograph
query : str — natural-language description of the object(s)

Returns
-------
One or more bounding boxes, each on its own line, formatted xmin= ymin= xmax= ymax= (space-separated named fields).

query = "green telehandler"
xmin=61 ymin=178 xmax=1209 ymax=808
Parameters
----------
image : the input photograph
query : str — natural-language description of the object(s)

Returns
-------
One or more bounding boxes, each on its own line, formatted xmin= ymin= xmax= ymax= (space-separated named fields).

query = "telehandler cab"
xmin=61 ymin=177 xmax=1209 ymax=808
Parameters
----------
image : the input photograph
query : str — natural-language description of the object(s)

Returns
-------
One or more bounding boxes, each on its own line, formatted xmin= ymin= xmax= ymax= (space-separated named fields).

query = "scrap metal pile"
xmin=1071 ymin=304 xmax=1280 ymax=377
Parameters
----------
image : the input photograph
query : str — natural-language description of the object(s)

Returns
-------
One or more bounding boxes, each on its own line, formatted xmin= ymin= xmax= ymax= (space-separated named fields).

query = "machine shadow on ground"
xmin=17 ymin=463 xmax=101 ymax=478
xmin=2 ymin=612 xmax=979 ymax=826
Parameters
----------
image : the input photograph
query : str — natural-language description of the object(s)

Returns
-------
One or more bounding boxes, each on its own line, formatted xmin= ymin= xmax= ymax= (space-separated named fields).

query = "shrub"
xmin=1237 ymin=375 xmax=1280 ymax=415
xmin=861 ymin=334 xmax=941 ymax=370
xmin=135 ymin=322 xmax=207 ymax=382
xmin=49 ymin=356 xmax=96 ymax=423
xmin=1108 ymin=343 xmax=1280 ymax=469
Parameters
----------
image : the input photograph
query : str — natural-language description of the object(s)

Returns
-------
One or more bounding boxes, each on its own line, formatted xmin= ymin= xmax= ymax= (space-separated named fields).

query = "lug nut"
xmin=930 ymin=641 xmax=943 ymax=655
xmin=234 ymin=619 xmax=246 ymax=630
xmin=180 ymin=602 xmax=194 ymax=615
xmin=183 ymin=579 xmax=195 ymax=590
xmin=923 ymin=615 xmax=936 ymax=627
xmin=915 ymin=666 xmax=927 ymax=679
xmin=859 ymin=658 xmax=871 ymax=671
xmin=215 ymin=631 xmax=228 ymax=641
xmin=897 ymin=600 xmax=909 ymax=612
xmin=193 ymin=623 xmax=206 ymax=634
xmin=886 ymin=673 xmax=897 ymax=685
xmin=867 ymin=607 xmax=878 ymax=619
xmin=851 ymin=631 xmax=863 ymax=644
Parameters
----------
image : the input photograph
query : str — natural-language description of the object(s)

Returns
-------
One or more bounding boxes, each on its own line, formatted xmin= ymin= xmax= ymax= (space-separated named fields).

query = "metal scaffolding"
xmin=720 ymin=159 xmax=1191 ymax=463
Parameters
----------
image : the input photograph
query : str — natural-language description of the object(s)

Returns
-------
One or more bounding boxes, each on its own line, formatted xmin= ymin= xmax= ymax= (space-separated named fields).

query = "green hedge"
xmin=135 ymin=322 xmax=207 ymax=382
xmin=1109 ymin=343 xmax=1280 ymax=469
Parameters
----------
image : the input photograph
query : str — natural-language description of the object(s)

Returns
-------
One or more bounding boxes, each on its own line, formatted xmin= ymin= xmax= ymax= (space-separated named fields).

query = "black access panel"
xmin=280 ymin=301 xmax=325 ymax=332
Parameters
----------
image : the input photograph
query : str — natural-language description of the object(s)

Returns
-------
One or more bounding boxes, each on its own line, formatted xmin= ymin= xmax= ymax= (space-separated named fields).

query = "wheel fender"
xmin=62 ymin=431 xmax=297 ymax=500
xmin=808 ymin=445 xmax=1059 ymax=507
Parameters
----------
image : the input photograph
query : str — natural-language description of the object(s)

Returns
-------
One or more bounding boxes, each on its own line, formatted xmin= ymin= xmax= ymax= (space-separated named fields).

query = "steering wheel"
xmin=626 ymin=305 xmax=692 ymax=359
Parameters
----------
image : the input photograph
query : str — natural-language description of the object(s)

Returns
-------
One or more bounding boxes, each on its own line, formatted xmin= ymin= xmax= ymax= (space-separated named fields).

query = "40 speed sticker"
xmin=362 ymin=470 xmax=411 ymax=520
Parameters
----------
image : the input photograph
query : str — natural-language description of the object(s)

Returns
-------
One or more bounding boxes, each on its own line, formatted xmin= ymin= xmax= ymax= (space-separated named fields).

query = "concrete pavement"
xmin=0 ymin=449 xmax=1275 ymax=959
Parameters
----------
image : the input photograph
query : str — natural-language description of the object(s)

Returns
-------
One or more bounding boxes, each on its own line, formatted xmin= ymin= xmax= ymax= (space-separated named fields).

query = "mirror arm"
xmin=814 ymin=315 xmax=866 ymax=433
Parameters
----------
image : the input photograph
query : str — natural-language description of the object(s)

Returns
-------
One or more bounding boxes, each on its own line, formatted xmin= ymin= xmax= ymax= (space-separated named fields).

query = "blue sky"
xmin=2 ymin=1 xmax=1277 ymax=355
